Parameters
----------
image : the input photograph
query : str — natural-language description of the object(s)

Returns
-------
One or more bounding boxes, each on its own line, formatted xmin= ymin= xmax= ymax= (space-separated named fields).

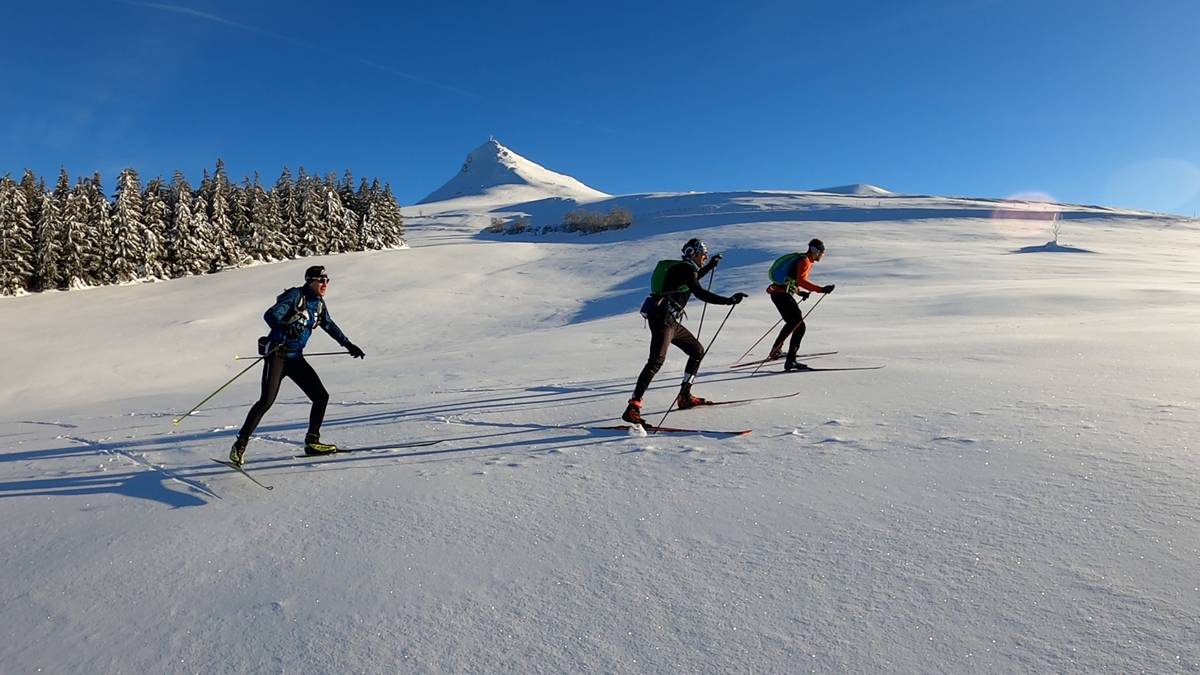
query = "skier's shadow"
xmin=0 ymin=466 xmax=215 ymax=508
xmin=319 ymin=368 xmax=769 ymax=432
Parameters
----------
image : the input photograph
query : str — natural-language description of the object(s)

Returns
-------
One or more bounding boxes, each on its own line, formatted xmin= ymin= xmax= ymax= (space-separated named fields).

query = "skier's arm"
xmin=318 ymin=306 xmax=351 ymax=346
xmin=686 ymin=273 xmax=734 ymax=305
xmin=320 ymin=308 xmax=365 ymax=358
xmin=793 ymin=258 xmax=824 ymax=293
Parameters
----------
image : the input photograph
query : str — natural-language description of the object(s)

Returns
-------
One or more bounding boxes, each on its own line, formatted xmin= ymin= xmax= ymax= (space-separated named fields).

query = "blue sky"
xmin=2 ymin=0 xmax=1198 ymax=215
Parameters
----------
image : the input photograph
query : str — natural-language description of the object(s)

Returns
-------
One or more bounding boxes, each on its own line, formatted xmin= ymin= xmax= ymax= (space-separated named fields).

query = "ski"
xmin=782 ymin=364 xmax=884 ymax=372
xmin=211 ymin=458 xmax=275 ymax=490
xmin=292 ymin=439 xmax=444 ymax=458
xmin=593 ymin=425 xmax=752 ymax=436
xmin=667 ymin=391 xmax=802 ymax=411
xmin=728 ymin=351 xmax=837 ymax=368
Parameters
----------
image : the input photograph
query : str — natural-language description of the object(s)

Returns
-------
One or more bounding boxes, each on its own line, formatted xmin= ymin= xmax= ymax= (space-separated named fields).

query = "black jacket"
xmin=655 ymin=259 xmax=732 ymax=316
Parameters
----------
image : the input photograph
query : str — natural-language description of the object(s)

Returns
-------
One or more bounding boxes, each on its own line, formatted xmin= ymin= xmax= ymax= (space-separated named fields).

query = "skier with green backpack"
xmin=622 ymin=238 xmax=747 ymax=426
xmin=766 ymin=238 xmax=835 ymax=371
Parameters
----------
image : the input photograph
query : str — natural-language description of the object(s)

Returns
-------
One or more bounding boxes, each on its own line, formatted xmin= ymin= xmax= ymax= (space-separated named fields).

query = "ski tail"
xmin=211 ymin=458 xmax=274 ymax=490
xmin=728 ymin=351 xmax=837 ymax=368
xmin=592 ymin=425 xmax=752 ymax=436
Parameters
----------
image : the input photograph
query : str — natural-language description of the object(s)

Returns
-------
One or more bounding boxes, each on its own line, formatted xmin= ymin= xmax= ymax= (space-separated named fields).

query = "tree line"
xmin=0 ymin=160 xmax=406 ymax=295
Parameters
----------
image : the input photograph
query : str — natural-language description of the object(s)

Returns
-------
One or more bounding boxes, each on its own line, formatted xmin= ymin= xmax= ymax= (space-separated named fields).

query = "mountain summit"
xmin=417 ymin=139 xmax=609 ymax=206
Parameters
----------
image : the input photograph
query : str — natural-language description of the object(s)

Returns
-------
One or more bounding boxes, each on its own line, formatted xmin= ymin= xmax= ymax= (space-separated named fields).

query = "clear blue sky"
xmin=2 ymin=0 xmax=1198 ymax=215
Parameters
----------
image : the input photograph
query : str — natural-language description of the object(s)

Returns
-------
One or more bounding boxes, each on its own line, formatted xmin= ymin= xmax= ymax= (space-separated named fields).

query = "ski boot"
xmin=784 ymin=360 xmax=809 ymax=372
xmin=621 ymin=398 xmax=646 ymax=426
xmin=675 ymin=385 xmax=710 ymax=410
xmin=229 ymin=438 xmax=248 ymax=466
xmin=304 ymin=432 xmax=338 ymax=456
xmin=767 ymin=345 xmax=784 ymax=361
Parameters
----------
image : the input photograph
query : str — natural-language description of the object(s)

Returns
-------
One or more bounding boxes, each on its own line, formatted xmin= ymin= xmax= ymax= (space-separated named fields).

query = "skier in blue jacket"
xmin=230 ymin=265 xmax=365 ymax=464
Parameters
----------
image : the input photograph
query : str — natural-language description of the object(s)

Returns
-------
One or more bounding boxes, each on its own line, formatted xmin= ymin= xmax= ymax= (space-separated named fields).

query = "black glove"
xmin=729 ymin=292 xmax=748 ymax=304
xmin=283 ymin=323 xmax=303 ymax=339
xmin=710 ymin=253 xmax=723 ymax=265
xmin=821 ymin=284 xmax=835 ymax=294
xmin=798 ymin=291 xmax=811 ymax=301
xmin=346 ymin=343 xmax=366 ymax=359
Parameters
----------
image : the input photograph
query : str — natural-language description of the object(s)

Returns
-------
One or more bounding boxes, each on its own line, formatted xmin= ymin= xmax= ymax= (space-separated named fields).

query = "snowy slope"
xmin=3 ymin=186 xmax=1200 ymax=672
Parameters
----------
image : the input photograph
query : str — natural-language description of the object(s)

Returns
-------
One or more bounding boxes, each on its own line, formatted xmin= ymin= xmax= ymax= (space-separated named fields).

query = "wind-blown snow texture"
xmin=3 ymin=144 xmax=1199 ymax=673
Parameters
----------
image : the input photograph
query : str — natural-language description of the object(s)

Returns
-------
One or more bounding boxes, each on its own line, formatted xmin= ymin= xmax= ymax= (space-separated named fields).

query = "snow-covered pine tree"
xmin=261 ymin=186 xmax=291 ymax=260
xmin=166 ymin=172 xmax=202 ymax=277
xmin=0 ymin=176 xmax=35 ymax=294
xmin=199 ymin=159 xmax=241 ymax=271
xmin=110 ymin=168 xmax=147 ymax=282
xmin=190 ymin=194 xmax=216 ymax=274
xmin=296 ymin=171 xmax=325 ymax=256
xmin=380 ymin=182 xmax=406 ymax=248
xmin=32 ymin=192 xmax=61 ymax=291
xmin=273 ymin=167 xmax=299 ymax=257
xmin=335 ymin=171 xmax=361 ymax=252
xmin=321 ymin=174 xmax=349 ymax=253
xmin=58 ymin=185 xmax=89 ymax=288
xmin=141 ymin=177 xmax=169 ymax=279
xmin=19 ymin=169 xmax=43 ymax=231
xmin=208 ymin=180 xmax=241 ymax=271
xmin=339 ymin=170 xmax=360 ymax=219
xmin=82 ymin=174 xmax=113 ymax=286
xmin=53 ymin=168 xmax=71 ymax=208
xmin=230 ymin=177 xmax=252 ymax=250
xmin=245 ymin=174 xmax=291 ymax=262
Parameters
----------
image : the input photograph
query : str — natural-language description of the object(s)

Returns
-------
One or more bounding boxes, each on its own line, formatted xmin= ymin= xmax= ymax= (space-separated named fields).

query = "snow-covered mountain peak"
xmin=417 ymin=139 xmax=609 ymax=206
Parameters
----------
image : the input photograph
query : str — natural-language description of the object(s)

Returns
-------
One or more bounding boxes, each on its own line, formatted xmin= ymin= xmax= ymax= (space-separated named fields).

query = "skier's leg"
xmin=632 ymin=317 xmax=673 ymax=401
xmin=236 ymin=353 xmax=286 ymax=443
xmin=672 ymin=324 xmax=708 ymax=406
xmin=672 ymin=323 xmax=705 ymax=380
xmin=286 ymin=357 xmax=329 ymax=440
xmin=787 ymin=319 xmax=807 ymax=358
xmin=769 ymin=293 xmax=801 ymax=358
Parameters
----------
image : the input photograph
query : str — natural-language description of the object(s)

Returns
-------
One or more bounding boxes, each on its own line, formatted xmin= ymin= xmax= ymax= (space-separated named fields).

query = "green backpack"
xmin=649 ymin=259 xmax=693 ymax=294
xmin=769 ymin=252 xmax=803 ymax=284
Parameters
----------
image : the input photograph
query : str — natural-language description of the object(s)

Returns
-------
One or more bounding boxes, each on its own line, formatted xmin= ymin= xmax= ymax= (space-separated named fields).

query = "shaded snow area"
xmin=3 ymin=188 xmax=1199 ymax=673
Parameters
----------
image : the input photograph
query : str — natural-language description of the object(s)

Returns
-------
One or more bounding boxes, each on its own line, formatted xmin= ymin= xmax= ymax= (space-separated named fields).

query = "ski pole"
xmin=801 ymin=291 xmax=827 ymax=320
xmin=172 ymin=356 xmax=265 ymax=425
xmin=695 ymin=267 xmax=715 ymax=341
xmin=174 ymin=343 xmax=283 ymax=422
xmin=732 ymin=319 xmax=783 ymax=365
xmin=751 ymin=292 xmax=829 ymax=375
xmin=654 ymin=303 xmax=737 ymax=433
xmin=233 ymin=351 xmax=348 ymax=360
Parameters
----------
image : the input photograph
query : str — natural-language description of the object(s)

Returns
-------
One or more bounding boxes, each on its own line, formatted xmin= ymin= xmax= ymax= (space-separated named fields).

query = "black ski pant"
xmin=770 ymin=292 xmax=806 ymax=359
xmin=237 ymin=353 xmax=329 ymax=442
xmin=632 ymin=313 xmax=705 ymax=401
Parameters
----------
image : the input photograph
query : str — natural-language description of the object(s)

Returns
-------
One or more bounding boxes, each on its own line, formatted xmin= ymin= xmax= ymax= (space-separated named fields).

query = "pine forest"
xmin=0 ymin=160 xmax=406 ymax=295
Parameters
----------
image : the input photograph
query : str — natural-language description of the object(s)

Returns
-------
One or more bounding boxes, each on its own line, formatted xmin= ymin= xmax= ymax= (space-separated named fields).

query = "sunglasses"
xmin=311 ymin=276 xmax=331 ymax=284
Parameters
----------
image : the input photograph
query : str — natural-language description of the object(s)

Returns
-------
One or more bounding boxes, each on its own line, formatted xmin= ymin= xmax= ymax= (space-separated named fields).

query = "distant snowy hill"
xmin=810 ymin=183 xmax=894 ymax=196
xmin=416 ymin=139 xmax=609 ymax=208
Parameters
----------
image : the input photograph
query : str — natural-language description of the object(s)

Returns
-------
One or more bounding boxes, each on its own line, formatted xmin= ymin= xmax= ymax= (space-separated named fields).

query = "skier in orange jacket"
xmin=766 ymin=238 xmax=835 ymax=371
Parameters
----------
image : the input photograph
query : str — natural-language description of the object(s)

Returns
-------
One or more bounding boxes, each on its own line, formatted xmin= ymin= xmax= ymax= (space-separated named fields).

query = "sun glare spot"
xmin=990 ymin=191 xmax=1061 ymax=238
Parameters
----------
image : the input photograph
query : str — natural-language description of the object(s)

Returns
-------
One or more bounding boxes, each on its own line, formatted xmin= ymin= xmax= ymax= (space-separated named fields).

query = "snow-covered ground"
xmin=3 ymin=150 xmax=1200 ymax=672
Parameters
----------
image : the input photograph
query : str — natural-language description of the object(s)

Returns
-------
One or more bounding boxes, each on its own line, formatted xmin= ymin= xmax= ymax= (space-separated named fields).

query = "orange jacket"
xmin=767 ymin=255 xmax=823 ymax=294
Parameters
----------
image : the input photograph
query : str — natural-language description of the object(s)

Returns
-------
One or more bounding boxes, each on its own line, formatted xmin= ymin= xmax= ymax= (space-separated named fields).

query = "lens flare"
xmin=990 ymin=191 xmax=1062 ymax=239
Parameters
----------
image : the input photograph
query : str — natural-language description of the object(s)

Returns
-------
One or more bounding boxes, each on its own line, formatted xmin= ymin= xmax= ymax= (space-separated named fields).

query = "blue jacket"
xmin=265 ymin=286 xmax=351 ymax=358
